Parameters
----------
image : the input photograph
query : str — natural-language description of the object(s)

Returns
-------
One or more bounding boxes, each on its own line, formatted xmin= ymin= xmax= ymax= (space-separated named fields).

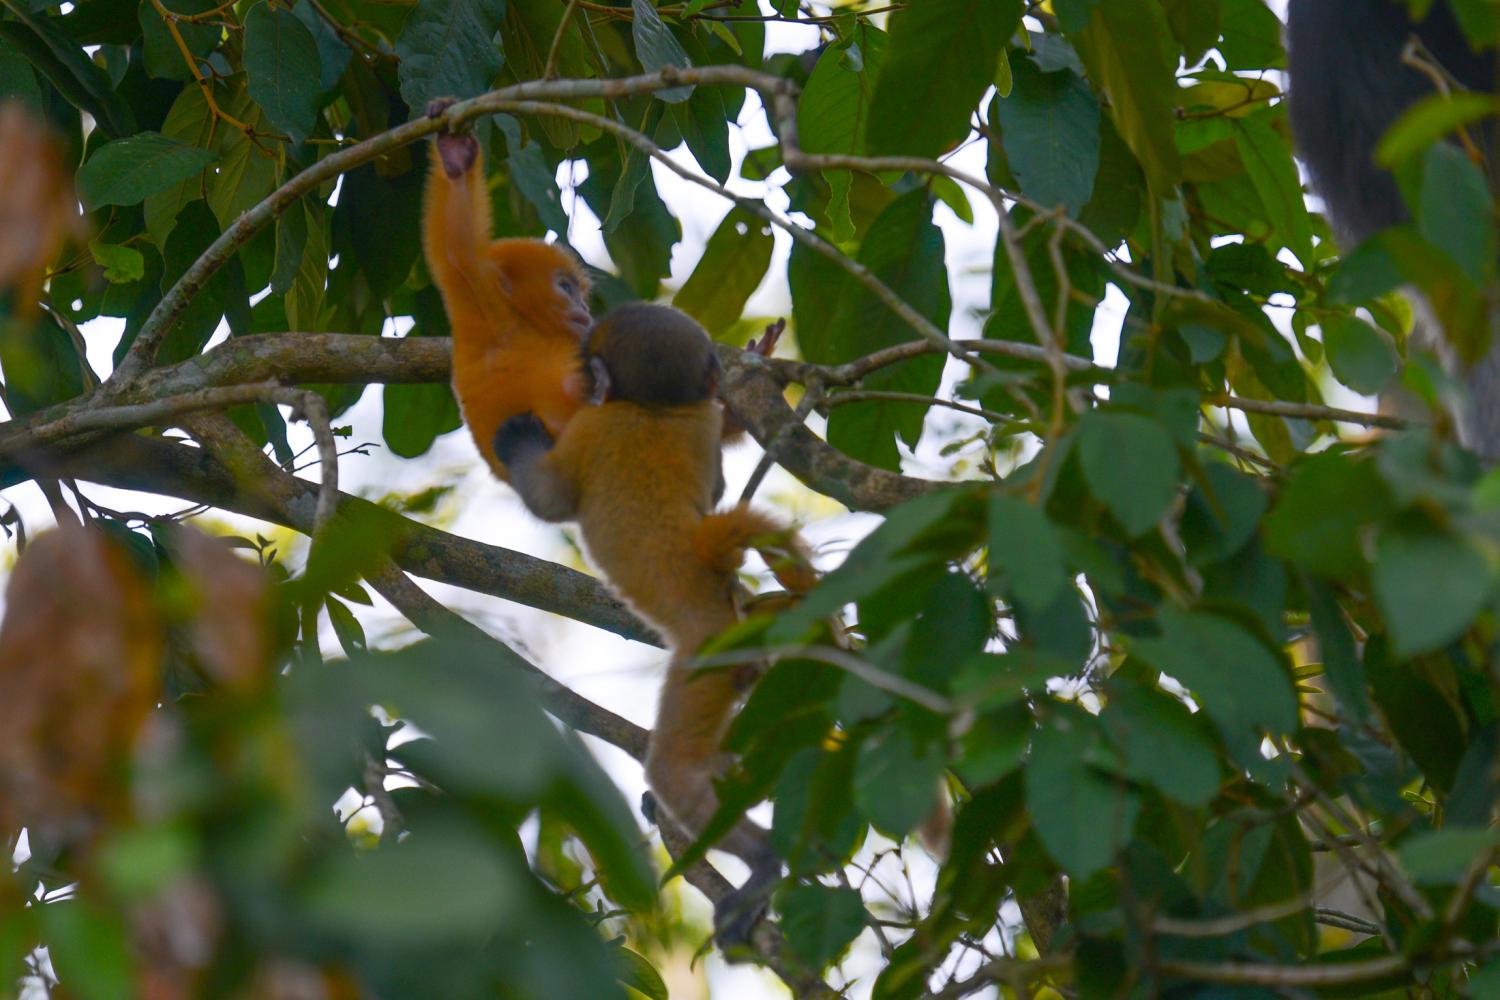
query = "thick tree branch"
xmin=23 ymin=432 xmax=656 ymax=646
xmin=110 ymin=66 xmax=800 ymax=384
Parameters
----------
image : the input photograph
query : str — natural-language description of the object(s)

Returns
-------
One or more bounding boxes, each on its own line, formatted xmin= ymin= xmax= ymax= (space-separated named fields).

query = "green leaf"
xmin=244 ymin=1 xmax=322 ymax=144
xmin=0 ymin=311 xmax=90 ymax=414
xmin=615 ymin=946 xmax=669 ymax=1000
xmin=0 ymin=9 xmax=133 ymax=137
xmin=1418 ymin=141 xmax=1497 ymax=285
xmin=1026 ymin=713 xmax=1139 ymax=879
xmin=853 ymin=728 xmax=947 ymax=839
xmin=1323 ymin=314 xmax=1400 ymax=395
xmin=1103 ymin=683 xmax=1220 ymax=807
xmin=89 ymin=241 xmax=146 ymax=283
xmin=384 ymin=288 xmax=461 ymax=456
xmin=144 ymin=83 xmax=215 ymax=246
xmin=41 ymin=902 xmax=134 ymax=1000
xmin=1076 ymin=410 xmax=1180 ymax=537
xmin=495 ymin=114 xmax=570 ymax=236
xmin=1305 ymin=581 xmax=1373 ymax=723
xmin=1162 ymin=0 xmax=1222 ymax=65
xmin=790 ymin=191 xmax=949 ymax=471
xmin=993 ymin=56 xmax=1100 ymax=216
xmin=988 ymin=492 xmax=1067 ymax=610
xmin=395 ymin=0 xmax=506 ymax=111
xmin=1373 ymin=522 xmax=1493 ymax=657
xmin=768 ymin=488 xmax=979 ymax=640
xmin=865 ymin=0 xmax=1020 ymax=158
xmin=1179 ymin=462 xmax=1266 ymax=566
xmin=777 ymin=883 xmax=866 ymax=970
xmin=1264 ymin=453 xmax=1392 ymax=578
xmin=305 ymin=825 xmax=526 ymax=945
xmin=75 ymin=132 xmax=217 ymax=208
xmin=1375 ymin=90 xmax=1496 ymax=168
xmin=1231 ymin=110 xmax=1314 ymax=268
xmin=631 ymin=0 xmax=692 ymax=103
xmin=205 ymin=77 xmax=280 ymax=235
xmin=1068 ymin=0 xmax=1181 ymax=195
xmin=1397 ymin=828 xmax=1499 ymax=885
xmin=272 ymin=199 xmax=308 ymax=296
xmin=671 ymin=84 xmax=731 ymax=183
xmin=673 ymin=208 xmax=774 ymax=336
xmin=798 ymin=24 xmax=888 ymax=156
xmin=1131 ymin=609 xmax=1299 ymax=741
xmin=138 ymin=0 xmax=221 ymax=82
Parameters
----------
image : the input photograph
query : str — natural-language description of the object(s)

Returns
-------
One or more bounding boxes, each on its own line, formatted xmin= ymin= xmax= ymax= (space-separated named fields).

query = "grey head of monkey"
xmin=583 ymin=303 xmax=721 ymax=406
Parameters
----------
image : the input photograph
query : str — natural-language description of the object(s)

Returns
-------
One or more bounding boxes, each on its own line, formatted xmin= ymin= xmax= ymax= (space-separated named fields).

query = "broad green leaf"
xmin=631 ymin=0 xmax=692 ymax=102
xmin=1162 ymin=0 xmax=1222 ymax=65
xmin=853 ymin=728 xmax=948 ymax=838
xmin=615 ymin=947 xmax=668 ymax=1000
xmin=1376 ymin=90 xmax=1496 ymax=168
xmin=88 ymin=241 xmax=145 ymax=283
xmin=1068 ymin=0 xmax=1181 ymax=195
xmin=1323 ymin=314 xmax=1400 ymax=395
xmin=673 ymin=208 xmax=773 ymax=336
xmin=1264 ymin=453 xmax=1392 ymax=578
xmin=271 ymin=198 xmax=308 ymax=296
xmin=395 ymin=0 xmax=506 ymax=111
xmin=1232 ymin=110 xmax=1314 ymax=268
xmin=1418 ymin=141 xmax=1497 ymax=285
xmin=790 ymin=191 xmax=949 ymax=471
xmin=1306 ymin=581 xmax=1373 ymax=723
xmin=1104 ymin=683 xmax=1221 ymax=807
xmin=993 ymin=56 xmax=1100 ymax=216
xmin=305 ymin=825 xmax=526 ymax=944
xmin=1218 ymin=0 xmax=1285 ymax=69
xmin=1374 ymin=522 xmax=1493 ymax=657
xmin=865 ymin=0 xmax=1020 ymax=158
xmin=144 ymin=83 xmax=216 ymax=246
xmin=206 ymin=77 xmax=279 ymax=234
xmin=1398 ymin=828 xmax=1499 ymax=885
xmin=495 ymin=114 xmax=569 ymax=236
xmin=244 ymin=1 xmax=322 ymax=144
xmin=798 ymin=24 xmax=888 ymax=156
xmin=1131 ymin=609 xmax=1299 ymax=741
xmin=76 ymin=132 xmax=216 ymax=208
xmin=0 ymin=8 xmax=133 ymax=136
xmin=768 ymin=488 xmax=979 ymax=641
xmin=1179 ymin=462 xmax=1266 ymax=566
xmin=778 ymin=883 xmax=866 ymax=970
xmin=0 ymin=311 xmax=90 ymax=414
xmin=138 ymin=0 xmax=220 ymax=82
xmin=1026 ymin=713 xmax=1139 ymax=879
xmin=1076 ymin=410 xmax=1180 ymax=537
xmin=672 ymin=84 xmax=731 ymax=183
xmin=988 ymin=492 xmax=1067 ymax=610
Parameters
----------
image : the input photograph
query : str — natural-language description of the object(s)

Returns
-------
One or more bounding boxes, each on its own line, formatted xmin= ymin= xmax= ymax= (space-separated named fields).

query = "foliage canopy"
xmin=3 ymin=0 xmax=1500 ymax=997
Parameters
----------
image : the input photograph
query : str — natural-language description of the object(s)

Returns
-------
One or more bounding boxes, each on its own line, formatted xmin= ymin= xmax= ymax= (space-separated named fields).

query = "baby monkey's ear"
xmin=586 ymin=355 xmax=612 ymax=405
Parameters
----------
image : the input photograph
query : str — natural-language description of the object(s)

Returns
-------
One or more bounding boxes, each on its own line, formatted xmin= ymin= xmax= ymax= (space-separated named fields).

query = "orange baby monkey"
xmin=494 ymin=303 xmax=815 ymax=942
xmin=422 ymin=98 xmax=592 ymax=481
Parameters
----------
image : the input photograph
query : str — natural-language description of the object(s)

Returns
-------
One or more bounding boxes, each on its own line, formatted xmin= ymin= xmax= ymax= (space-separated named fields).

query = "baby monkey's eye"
xmin=556 ymin=274 xmax=578 ymax=297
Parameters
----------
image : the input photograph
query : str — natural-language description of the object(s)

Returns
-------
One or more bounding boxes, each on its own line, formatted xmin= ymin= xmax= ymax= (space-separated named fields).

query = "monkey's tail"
xmin=692 ymin=503 xmax=818 ymax=594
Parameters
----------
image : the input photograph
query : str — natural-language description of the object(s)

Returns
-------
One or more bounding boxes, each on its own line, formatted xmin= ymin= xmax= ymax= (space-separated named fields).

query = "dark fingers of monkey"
xmin=425 ymin=97 xmax=478 ymax=178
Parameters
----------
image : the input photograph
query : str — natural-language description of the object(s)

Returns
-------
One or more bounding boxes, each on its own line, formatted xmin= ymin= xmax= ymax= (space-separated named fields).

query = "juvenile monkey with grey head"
xmin=494 ymin=302 xmax=816 ymax=942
